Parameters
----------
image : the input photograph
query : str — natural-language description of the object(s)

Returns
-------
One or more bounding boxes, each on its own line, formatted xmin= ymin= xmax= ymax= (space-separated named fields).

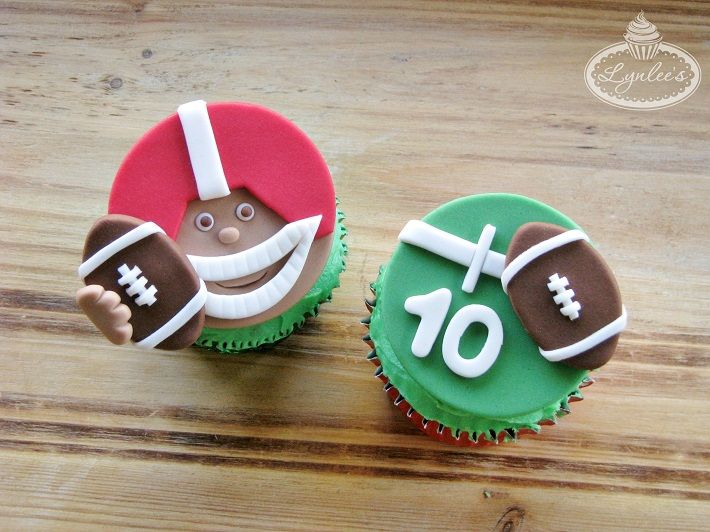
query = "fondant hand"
xmin=76 ymin=285 xmax=133 ymax=345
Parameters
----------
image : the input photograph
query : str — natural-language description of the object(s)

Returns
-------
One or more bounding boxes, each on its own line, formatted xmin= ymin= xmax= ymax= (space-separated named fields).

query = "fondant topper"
xmin=398 ymin=219 xmax=626 ymax=371
xmin=78 ymin=100 xmax=345 ymax=351
xmin=365 ymin=194 xmax=628 ymax=446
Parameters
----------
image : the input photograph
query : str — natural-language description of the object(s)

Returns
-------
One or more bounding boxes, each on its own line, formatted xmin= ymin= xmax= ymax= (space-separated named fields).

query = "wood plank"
xmin=0 ymin=0 xmax=708 ymax=529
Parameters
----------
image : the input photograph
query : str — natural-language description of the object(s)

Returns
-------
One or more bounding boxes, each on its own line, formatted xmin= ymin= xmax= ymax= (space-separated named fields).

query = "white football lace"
xmin=501 ymin=230 xmax=589 ymax=293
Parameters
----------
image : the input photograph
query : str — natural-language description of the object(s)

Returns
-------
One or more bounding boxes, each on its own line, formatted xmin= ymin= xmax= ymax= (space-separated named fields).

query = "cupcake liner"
xmin=625 ymin=37 xmax=662 ymax=61
xmin=195 ymin=208 xmax=347 ymax=353
xmin=363 ymin=277 xmax=592 ymax=446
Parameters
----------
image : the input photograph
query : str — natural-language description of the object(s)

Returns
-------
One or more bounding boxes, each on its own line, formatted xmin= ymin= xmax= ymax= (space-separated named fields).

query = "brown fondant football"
xmin=79 ymin=214 xmax=206 ymax=350
xmin=503 ymin=222 xmax=625 ymax=370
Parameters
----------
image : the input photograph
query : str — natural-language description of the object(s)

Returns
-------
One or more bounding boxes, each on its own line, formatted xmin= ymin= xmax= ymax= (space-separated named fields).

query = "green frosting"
xmin=195 ymin=210 xmax=347 ymax=353
xmin=368 ymin=194 xmax=589 ymax=441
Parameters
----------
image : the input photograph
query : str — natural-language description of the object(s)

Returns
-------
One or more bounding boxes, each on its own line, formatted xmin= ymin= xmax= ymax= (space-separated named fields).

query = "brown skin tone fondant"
xmin=77 ymin=284 xmax=133 ymax=344
xmin=175 ymin=188 xmax=333 ymax=329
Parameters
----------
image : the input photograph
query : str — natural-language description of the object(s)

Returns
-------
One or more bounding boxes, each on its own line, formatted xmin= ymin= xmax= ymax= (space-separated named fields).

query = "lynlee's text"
xmin=598 ymin=61 xmax=690 ymax=94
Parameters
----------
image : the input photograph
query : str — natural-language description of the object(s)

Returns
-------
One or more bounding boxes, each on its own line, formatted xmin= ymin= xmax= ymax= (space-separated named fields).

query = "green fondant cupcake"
xmin=364 ymin=194 xmax=626 ymax=445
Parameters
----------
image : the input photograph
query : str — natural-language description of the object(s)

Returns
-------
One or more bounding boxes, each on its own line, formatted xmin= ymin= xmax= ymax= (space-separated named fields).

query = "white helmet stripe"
xmin=177 ymin=100 xmax=231 ymax=201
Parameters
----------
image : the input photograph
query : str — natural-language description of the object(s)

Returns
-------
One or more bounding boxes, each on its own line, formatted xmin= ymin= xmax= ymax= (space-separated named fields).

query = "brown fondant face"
xmin=175 ymin=189 xmax=333 ymax=328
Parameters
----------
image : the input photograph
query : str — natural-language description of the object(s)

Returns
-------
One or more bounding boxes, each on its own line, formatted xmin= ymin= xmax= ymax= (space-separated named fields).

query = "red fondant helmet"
xmin=109 ymin=101 xmax=335 ymax=240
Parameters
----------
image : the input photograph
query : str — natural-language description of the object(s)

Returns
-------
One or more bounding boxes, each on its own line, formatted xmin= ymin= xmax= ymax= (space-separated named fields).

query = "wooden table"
xmin=1 ymin=1 xmax=708 ymax=529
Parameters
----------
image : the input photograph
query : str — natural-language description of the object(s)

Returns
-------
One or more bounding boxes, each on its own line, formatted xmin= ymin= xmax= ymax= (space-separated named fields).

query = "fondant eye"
xmin=195 ymin=212 xmax=214 ymax=231
xmin=236 ymin=202 xmax=255 ymax=221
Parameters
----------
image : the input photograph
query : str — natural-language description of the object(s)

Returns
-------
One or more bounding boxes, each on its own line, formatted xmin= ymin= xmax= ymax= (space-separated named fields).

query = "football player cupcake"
xmin=78 ymin=101 xmax=346 ymax=352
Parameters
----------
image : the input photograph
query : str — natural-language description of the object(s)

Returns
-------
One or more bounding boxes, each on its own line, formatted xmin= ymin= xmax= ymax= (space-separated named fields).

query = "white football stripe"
xmin=538 ymin=307 xmax=627 ymax=362
xmin=78 ymin=222 xmax=165 ymax=280
xmin=135 ymin=279 xmax=207 ymax=349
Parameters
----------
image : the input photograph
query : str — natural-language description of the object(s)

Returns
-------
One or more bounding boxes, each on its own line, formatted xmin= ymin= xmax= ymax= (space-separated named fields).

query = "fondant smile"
xmin=187 ymin=215 xmax=321 ymax=319
xmin=215 ymin=269 xmax=269 ymax=289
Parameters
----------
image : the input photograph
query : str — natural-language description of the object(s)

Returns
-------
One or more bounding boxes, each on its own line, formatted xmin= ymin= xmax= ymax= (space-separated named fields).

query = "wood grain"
xmin=1 ymin=1 xmax=708 ymax=529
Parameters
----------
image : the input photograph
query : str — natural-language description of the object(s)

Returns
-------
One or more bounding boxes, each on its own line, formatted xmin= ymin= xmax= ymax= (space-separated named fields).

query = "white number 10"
xmin=404 ymin=288 xmax=503 ymax=378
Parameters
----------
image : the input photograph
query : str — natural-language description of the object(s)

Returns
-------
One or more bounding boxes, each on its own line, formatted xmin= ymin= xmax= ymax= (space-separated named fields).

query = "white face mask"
xmin=187 ymin=215 xmax=321 ymax=319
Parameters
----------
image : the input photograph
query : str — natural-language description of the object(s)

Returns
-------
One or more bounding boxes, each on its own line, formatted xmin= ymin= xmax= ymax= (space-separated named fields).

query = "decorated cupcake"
xmin=77 ymin=100 xmax=346 ymax=352
xmin=364 ymin=194 xmax=626 ymax=445
xmin=624 ymin=12 xmax=663 ymax=61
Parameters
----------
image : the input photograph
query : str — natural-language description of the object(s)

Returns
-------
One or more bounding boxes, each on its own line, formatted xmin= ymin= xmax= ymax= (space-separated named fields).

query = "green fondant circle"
xmin=370 ymin=194 xmax=587 ymax=433
xmin=195 ymin=211 xmax=347 ymax=353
